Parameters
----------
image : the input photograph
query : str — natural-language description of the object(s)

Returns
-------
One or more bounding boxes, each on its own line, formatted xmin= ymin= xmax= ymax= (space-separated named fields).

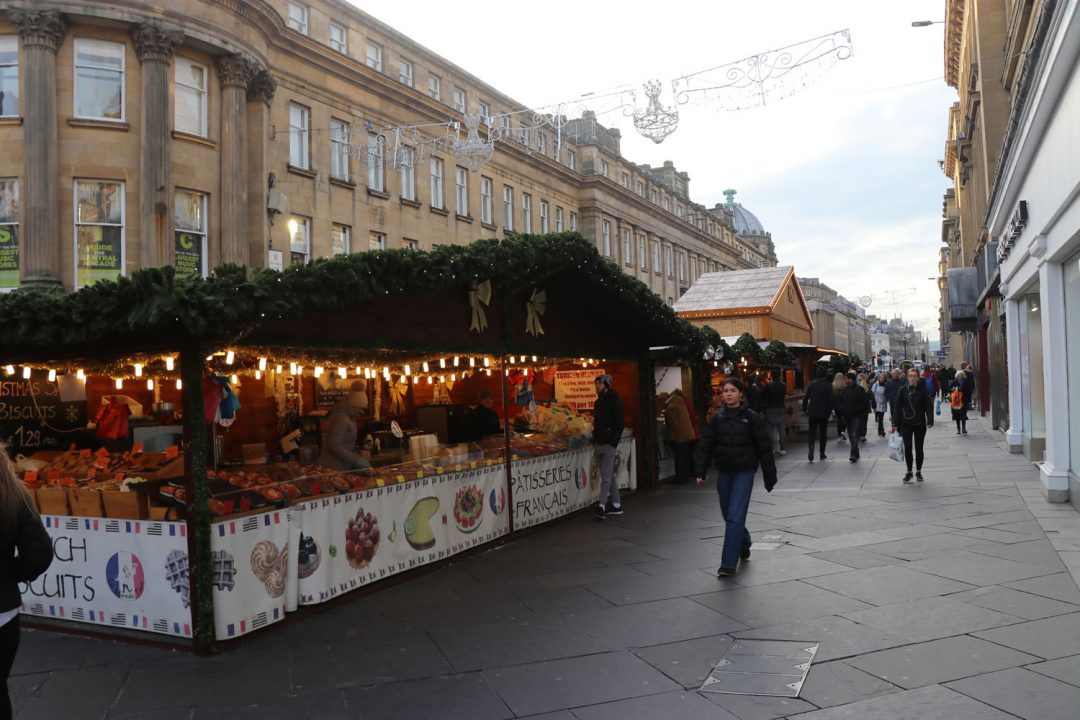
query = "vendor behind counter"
xmin=318 ymin=382 xmax=371 ymax=471
xmin=462 ymin=389 xmax=502 ymax=442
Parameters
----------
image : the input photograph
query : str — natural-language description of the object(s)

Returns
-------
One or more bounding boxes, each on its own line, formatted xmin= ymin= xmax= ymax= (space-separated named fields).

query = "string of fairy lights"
xmin=2 ymin=351 xmax=607 ymax=392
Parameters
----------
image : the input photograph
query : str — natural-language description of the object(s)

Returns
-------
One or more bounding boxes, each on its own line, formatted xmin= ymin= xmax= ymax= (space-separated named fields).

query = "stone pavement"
xmin=10 ymin=416 xmax=1080 ymax=719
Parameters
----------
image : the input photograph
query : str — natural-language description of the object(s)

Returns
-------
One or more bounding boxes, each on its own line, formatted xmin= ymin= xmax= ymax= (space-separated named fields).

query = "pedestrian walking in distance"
xmin=837 ymin=374 xmax=872 ymax=462
xmin=831 ymin=373 xmax=849 ymax=445
xmin=762 ymin=373 xmax=788 ymax=456
xmin=949 ymin=370 xmax=969 ymax=434
xmin=802 ymin=367 xmax=835 ymax=462
xmin=1 ymin=446 xmax=55 ymax=720
xmin=694 ymin=378 xmax=777 ymax=578
xmin=892 ymin=368 xmax=931 ymax=482
xmin=871 ymin=373 xmax=888 ymax=437
xmin=592 ymin=374 xmax=625 ymax=519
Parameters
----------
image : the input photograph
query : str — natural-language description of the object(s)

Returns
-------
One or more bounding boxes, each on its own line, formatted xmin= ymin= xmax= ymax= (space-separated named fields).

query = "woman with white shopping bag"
xmin=891 ymin=368 xmax=931 ymax=483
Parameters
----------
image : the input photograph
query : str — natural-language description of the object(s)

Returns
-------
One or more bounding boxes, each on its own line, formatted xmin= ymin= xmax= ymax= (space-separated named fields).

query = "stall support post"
xmin=637 ymin=354 xmax=659 ymax=490
xmin=499 ymin=355 xmax=514 ymax=535
xmin=180 ymin=345 xmax=215 ymax=653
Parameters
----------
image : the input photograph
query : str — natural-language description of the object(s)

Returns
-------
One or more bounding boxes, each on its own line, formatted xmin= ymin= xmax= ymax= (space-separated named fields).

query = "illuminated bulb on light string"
xmin=76 ymin=369 xmax=85 ymax=380
xmin=314 ymin=366 xmax=324 ymax=378
xmin=453 ymin=356 xmax=459 ymax=367
xmin=404 ymin=364 xmax=411 ymax=376
xmin=290 ymin=362 xmax=298 ymax=375
xmin=134 ymin=363 xmax=143 ymax=377
xmin=337 ymin=367 xmax=347 ymax=379
xmin=422 ymin=362 xmax=429 ymax=373
xmin=450 ymin=373 xmax=456 ymax=382
xmin=483 ymin=357 xmax=490 ymax=367
xmin=276 ymin=365 xmax=283 ymax=374
xmin=165 ymin=357 xmax=175 ymax=371
xmin=176 ymin=379 xmax=183 ymax=390
xmin=255 ymin=370 xmax=262 ymax=380
xmin=258 ymin=357 xmax=267 ymax=371
xmin=439 ymin=358 xmax=446 ymax=369
xmin=230 ymin=374 xmax=239 ymax=385
xmin=469 ymin=357 xmax=475 ymax=367
xmin=115 ymin=378 xmax=123 ymax=389
xmin=413 ymin=376 xmax=419 ymax=384
xmin=22 ymin=367 xmax=31 ymax=379
xmin=427 ymin=376 xmax=433 ymax=384
xmin=47 ymin=369 xmax=56 ymax=382
xmin=147 ymin=379 xmax=154 ymax=390
xmin=225 ymin=351 xmax=235 ymax=365
xmin=3 ymin=365 xmax=14 ymax=376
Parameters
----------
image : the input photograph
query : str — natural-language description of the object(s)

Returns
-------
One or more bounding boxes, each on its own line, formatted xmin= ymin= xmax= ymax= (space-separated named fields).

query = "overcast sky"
xmin=351 ymin=0 xmax=956 ymax=340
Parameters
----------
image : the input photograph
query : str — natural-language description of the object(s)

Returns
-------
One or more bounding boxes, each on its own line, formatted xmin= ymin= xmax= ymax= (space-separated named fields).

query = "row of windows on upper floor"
xmin=276 ymin=7 xmax=732 ymax=241
xmin=0 ymin=32 xmax=745 ymax=260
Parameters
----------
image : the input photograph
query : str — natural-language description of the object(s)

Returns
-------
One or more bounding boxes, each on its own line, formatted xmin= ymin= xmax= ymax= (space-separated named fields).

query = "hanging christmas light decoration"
xmin=632 ymin=80 xmax=679 ymax=144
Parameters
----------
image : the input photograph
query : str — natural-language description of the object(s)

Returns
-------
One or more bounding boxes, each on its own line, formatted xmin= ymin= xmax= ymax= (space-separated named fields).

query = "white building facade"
xmin=992 ymin=0 xmax=1080 ymax=506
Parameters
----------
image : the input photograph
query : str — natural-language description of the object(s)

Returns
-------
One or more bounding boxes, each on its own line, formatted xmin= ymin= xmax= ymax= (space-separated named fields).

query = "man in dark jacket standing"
xmin=762 ymin=374 xmax=788 ymax=455
xmin=801 ymin=368 xmax=834 ymax=462
xmin=884 ymin=369 xmax=904 ymax=416
xmin=592 ymin=374 xmax=625 ymax=519
xmin=836 ymin=379 xmax=871 ymax=462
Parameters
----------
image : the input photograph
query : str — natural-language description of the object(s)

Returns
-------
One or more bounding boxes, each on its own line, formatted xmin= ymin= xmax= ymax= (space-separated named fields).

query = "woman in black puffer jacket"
xmin=693 ymin=378 xmax=777 ymax=578
xmin=1 ymin=446 xmax=54 ymax=720
xmin=891 ymin=368 xmax=932 ymax=483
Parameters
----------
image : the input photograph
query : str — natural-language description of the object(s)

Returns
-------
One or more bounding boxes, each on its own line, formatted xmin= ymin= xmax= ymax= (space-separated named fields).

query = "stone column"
xmin=217 ymin=54 xmax=256 ymax=266
xmin=246 ymin=69 xmax=275 ymax=267
xmin=1003 ymin=294 xmax=1024 ymax=453
xmin=132 ymin=22 xmax=183 ymax=270
xmin=11 ymin=9 xmax=66 ymax=290
xmin=1037 ymin=261 xmax=1070 ymax=502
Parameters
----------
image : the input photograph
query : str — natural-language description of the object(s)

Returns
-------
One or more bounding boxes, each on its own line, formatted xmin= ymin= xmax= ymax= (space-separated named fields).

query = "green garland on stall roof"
xmin=0 ymin=234 xmax=712 ymax=360
xmin=730 ymin=332 xmax=765 ymax=365
xmin=762 ymin=340 xmax=796 ymax=368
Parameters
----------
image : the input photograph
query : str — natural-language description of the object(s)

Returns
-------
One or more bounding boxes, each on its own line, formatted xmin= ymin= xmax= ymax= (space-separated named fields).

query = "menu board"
xmin=555 ymin=369 xmax=604 ymax=411
xmin=0 ymin=373 xmax=88 ymax=453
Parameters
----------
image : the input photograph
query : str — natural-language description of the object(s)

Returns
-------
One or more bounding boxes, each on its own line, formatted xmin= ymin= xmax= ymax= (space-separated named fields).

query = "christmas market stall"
xmin=0 ymin=234 xmax=707 ymax=649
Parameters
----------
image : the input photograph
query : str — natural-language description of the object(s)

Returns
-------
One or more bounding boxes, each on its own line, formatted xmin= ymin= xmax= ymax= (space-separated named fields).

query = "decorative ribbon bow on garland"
xmin=526 ymin=288 xmax=546 ymax=337
xmin=388 ymin=381 xmax=407 ymax=415
xmin=468 ymin=279 xmax=492 ymax=333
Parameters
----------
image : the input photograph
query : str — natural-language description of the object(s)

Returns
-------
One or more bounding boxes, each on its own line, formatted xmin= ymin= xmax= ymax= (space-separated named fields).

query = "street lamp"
xmin=911 ymin=20 xmax=944 ymax=27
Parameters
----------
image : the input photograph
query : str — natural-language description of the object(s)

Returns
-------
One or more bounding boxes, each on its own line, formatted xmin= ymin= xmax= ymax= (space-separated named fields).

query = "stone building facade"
xmin=798 ymin=276 xmax=871 ymax=361
xmin=0 ymin=0 xmax=774 ymax=294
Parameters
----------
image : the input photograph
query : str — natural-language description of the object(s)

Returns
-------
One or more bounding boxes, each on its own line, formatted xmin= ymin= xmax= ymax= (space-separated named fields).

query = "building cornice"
xmin=945 ymin=0 xmax=965 ymax=88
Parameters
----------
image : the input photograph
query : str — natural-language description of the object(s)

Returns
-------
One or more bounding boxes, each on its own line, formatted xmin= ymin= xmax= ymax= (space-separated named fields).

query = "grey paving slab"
xmin=725 ymin=554 xmax=854 ymax=587
xmin=288 ymin=631 xmax=453 ymax=693
xmin=776 ymin=514 xmax=909 ymax=538
xmin=430 ymin=617 xmax=606 ymax=672
xmin=561 ymin=596 xmax=747 ymax=649
xmin=954 ymin=526 xmax=1045 ymax=544
xmin=584 ymin=568 xmax=721 ymax=605
xmin=933 ymin=509 xmax=1035 ymax=529
xmin=342 ymin=673 xmax=512 ymax=720
xmin=1026 ymin=654 xmax=1080 ymax=688
xmin=903 ymin=550 xmax=1060 ymax=586
xmin=966 ymin=538 xmax=1066 ymax=567
xmin=801 ymin=565 xmax=975 ymax=606
xmin=972 ymin=612 xmax=1080 ymax=660
xmin=570 ymin=689 xmax=739 ymax=720
xmin=949 ymin=585 xmax=1080 ymax=620
xmin=14 ymin=664 xmax=128 ymax=720
xmin=7 ymin=671 xmax=49 ymax=720
xmin=112 ymin=711 xmax=195 ymax=720
xmin=701 ymin=691 xmax=817 ymax=720
xmin=516 ymin=713 xmax=576 ymax=720
xmin=806 ymin=548 xmax=895 ymax=570
xmin=797 ymin=661 xmax=899 ymax=709
xmin=532 ymin=564 xmax=650 ymax=588
xmin=856 ymin=533 xmax=988 ymax=561
xmin=377 ymin=593 xmax=538 ymax=634
xmin=192 ymin=691 xmax=349 ymax=720
xmin=734 ymin=615 xmax=910 ymax=663
xmin=845 ymin=635 xmax=1039 ymax=689
xmin=630 ymin=634 xmax=735 ymax=688
xmin=691 ymin=580 xmax=873 ymax=628
xmin=784 ymin=683 xmax=1017 ymax=720
xmin=513 ymin=584 xmax=614 ymax=614
xmin=945 ymin=666 xmax=1080 ymax=720
xmin=1004 ymin=572 xmax=1080 ymax=604
xmin=839 ymin=596 xmax=1021 ymax=642
xmin=480 ymin=651 xmax=680 ymax=716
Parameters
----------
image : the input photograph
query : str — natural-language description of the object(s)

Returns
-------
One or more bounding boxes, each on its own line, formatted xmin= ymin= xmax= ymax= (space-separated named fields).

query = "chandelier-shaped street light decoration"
xmin=452 ymin=113 xmax=495 ymax=171
xmin=632 ymin=80 xmax=680 ymax=144
xmin=672 ymin=29 xmax=852 ymax=112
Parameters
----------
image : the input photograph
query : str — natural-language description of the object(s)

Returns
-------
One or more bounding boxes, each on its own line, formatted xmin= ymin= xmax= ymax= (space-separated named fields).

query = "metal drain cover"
xmin=700 ymin=639 xmax=818 ymax=698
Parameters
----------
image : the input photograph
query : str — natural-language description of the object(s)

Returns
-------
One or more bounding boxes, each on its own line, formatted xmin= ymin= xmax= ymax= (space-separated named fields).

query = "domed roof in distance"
xmin=723 ymin=188 xmax=767 ymax=235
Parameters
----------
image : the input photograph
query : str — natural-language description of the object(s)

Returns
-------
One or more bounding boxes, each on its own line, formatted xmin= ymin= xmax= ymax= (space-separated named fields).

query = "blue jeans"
xmin=716 ymin=470 xmax=754 ymax=569
xmin=595 ymin=443 xmax=620 ymax=507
